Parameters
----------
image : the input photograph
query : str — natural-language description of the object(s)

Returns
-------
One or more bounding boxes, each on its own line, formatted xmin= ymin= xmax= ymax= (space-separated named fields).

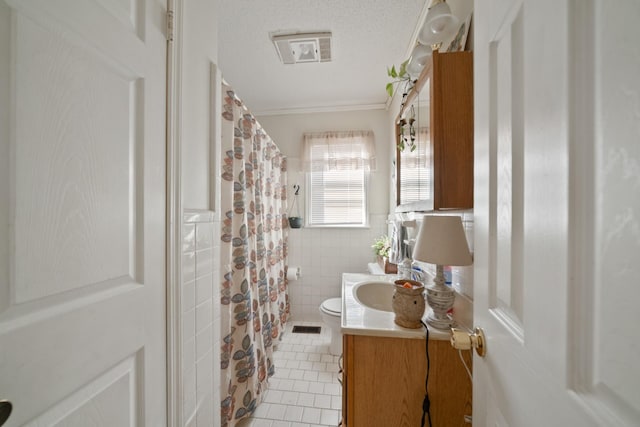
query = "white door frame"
xmin=166 ymin=0 xmax=184 ymax=425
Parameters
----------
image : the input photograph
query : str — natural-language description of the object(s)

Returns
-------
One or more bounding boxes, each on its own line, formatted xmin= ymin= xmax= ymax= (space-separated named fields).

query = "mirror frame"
xmin=395 ymin=60 xmax=433 ymax=212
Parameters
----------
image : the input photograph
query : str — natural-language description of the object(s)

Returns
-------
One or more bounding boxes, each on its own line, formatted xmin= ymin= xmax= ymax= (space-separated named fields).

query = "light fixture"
xmin=271 ymin=32 xmax=332 ymax=64
xmin=406 ymin=43 xmax=433 ymax=78
xmin=412 ymin=215 xmax=472 ymax=329
xmin=395 ymin=0 xmax=459 ymax=105
xmin=417 ymin=0 xmax=459 ymax=48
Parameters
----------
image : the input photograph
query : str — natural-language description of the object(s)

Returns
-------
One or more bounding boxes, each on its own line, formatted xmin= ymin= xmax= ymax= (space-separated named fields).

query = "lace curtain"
xmin=219 ymin=83 xmax=290 ymax=427
xmin=302 ymin=130 xmax=376 ymax=172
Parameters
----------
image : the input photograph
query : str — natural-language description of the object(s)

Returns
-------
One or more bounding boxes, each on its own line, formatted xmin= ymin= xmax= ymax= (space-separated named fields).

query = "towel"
xmin=388 ymin=220 xmax=404 ymax=265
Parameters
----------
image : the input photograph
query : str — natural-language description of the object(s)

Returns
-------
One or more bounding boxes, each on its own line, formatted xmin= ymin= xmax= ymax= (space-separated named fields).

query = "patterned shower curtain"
xmin=219 ymin=83 xmax=290 ymax=427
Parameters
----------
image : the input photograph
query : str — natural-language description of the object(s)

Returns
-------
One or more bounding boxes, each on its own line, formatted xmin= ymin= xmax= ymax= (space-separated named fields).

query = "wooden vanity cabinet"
xmin=341 ymin=334 xmax=472 ymax=427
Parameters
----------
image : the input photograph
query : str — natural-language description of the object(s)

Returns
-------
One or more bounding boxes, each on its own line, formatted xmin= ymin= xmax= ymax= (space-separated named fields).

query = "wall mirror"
xmin=395 ymin=70 xmax=433 ymax=212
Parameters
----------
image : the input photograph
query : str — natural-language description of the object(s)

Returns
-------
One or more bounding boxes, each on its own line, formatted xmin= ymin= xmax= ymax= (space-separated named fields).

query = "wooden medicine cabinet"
xmin=396 ymin=50 xmax=473 ymax=211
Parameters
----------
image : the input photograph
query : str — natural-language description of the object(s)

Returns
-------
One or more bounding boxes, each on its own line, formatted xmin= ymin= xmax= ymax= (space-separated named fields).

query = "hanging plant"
xmin=387 ymin=60 xmax=418 ymax=152
xmin=287 ymin=184 xmax=303 ymax=229
xmin=386 ymin=59 xmax=415 ymax=98
xmin=397 ymin=104 xmax=417 ymax=152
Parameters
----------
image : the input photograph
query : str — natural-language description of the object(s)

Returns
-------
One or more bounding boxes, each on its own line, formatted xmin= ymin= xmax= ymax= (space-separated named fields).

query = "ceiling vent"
xmin=271 ymin=32 xmax=332 ymax=64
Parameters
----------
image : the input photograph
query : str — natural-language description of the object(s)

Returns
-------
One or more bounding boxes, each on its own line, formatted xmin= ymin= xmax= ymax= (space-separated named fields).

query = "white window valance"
xmin=302 ymin=130 xmax=376 ymax=172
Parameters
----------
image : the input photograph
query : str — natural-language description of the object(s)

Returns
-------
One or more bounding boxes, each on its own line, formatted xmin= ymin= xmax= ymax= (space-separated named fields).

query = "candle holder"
xmin=392 ymin=279 xmax=425 ymax=329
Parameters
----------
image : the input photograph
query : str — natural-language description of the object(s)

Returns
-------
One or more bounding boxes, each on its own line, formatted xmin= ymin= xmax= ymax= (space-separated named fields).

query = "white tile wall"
xmin=183 ymin=210 xmax=220 ymax=427
xmin=286 ymin=214 xmax=388 ymax=322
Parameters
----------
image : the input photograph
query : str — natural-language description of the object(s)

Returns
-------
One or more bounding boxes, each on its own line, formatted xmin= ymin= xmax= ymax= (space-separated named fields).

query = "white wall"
xmin=182 ymin=0 xmax=218 ymax=210
xmin=179 ymin=0 xmax=220 ymax=425
xmin=257 ymin=109 xmax=392 ymax=321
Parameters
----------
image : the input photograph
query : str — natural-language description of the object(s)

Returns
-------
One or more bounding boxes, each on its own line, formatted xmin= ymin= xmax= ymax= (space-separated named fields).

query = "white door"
xmin=474 ymin=0 xmax=640 ymax=425
xmin=0 ymin=0 xmax=167 ymax=425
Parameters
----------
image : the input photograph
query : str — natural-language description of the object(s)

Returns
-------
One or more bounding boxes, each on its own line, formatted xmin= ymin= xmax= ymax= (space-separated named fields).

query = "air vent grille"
xmin=271 ymin=32 xmax=332 ymax=64
xmin=292 ymin=325 xmax=321 ymax=334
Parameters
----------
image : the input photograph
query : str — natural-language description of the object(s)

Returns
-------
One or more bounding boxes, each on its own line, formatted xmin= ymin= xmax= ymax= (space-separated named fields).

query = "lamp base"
xmin=426 ymin=309 xmax=456 ymax=330
xmin=425 ymin=264 xmax=457 ymax=330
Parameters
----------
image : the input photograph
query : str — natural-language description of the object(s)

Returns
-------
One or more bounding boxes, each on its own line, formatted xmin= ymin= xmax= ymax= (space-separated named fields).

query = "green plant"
xmin=387 ymin=61 xmax=417 ymax=152
xmin=372 ymin=235 xmax=391 ymax=258
xmin=386 ymin=59 xmax=414 ymax=98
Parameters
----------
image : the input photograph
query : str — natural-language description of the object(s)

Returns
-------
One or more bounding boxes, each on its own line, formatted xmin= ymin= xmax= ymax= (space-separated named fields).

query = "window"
xmin=303 ymin=131 xmax=375 ymax=227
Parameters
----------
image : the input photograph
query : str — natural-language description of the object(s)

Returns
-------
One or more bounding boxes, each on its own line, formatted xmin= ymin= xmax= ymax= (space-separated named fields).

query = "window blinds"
xmin=399 ymin=127 xmax=432 ymax=205
xmin=303 ymin=131 xmax=374 ymax=226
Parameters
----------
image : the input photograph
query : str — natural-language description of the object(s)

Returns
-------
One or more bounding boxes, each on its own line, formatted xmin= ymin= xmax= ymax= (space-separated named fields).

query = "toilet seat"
xmin=320 ymin=298 xmax=342 ymax=316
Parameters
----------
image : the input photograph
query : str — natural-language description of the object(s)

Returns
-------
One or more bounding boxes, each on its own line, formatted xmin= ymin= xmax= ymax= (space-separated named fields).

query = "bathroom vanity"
xmin=341 ymin=274 xmax=472 ymax=427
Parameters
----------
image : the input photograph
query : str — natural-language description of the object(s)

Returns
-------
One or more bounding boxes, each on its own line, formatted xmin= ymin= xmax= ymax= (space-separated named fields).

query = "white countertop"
xmin=340 ymin=273 xmax=451 ymax=340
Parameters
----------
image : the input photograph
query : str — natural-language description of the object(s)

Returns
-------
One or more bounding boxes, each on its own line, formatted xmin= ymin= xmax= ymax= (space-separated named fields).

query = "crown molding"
xmin=254 ymin=102 xmax=388 ymax=117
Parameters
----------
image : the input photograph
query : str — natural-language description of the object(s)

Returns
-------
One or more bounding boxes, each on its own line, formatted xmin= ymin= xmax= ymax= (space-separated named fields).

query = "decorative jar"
xmin=392 ymin=279 xmax=426 ymax=329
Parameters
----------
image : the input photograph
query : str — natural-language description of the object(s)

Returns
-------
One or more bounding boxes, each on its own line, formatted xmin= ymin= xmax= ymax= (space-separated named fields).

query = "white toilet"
xmin=319 ymin=298 xmax=342 ymax=355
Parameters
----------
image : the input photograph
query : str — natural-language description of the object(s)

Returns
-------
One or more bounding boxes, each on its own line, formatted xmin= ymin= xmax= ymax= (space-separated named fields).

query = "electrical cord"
xmin=458 ymin=349 xmax=473 ymax=382
xmin=420 ymin=320 xmax=432 ymax=427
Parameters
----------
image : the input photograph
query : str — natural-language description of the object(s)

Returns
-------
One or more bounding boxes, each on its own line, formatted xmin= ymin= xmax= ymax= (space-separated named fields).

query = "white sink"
xmin=353 ymin=281 xmax=395 ymax=312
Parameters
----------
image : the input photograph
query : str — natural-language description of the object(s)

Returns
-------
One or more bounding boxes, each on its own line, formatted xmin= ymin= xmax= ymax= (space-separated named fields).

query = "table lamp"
xmin=412 ymin=215 xmax=472 ymax=329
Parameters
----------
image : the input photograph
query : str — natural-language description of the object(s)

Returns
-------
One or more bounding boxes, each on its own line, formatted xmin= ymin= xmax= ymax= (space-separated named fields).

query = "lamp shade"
xmin=417 ymin=1 xmax=460 ymax=46
xmin=412 ymin=215 xmax=472 ymax=266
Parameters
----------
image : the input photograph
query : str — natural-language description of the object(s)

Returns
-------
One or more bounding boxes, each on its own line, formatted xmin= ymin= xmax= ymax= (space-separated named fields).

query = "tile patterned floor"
xmin=237 ymin=322 xmax=342 ymax=427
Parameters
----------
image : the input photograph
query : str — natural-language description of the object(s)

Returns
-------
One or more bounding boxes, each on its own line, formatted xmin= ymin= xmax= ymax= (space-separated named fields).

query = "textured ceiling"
xmin=217 ymin=0 xmax=427 ymax=115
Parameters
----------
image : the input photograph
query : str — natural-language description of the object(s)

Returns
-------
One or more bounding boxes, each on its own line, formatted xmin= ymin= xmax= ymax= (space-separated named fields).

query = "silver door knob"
xmin=0 ymin=401 xmax=12 ymax=426
xmin=450 ymin=327 xmax=487 ymax=357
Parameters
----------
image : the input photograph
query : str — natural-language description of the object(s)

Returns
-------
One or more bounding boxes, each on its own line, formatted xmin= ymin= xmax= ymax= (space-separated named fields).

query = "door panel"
xmin=13 ymin=11 xmax=139 ymax=302
xmin=0 ymin=0 xmax=166 ymax=425
xmin=489 ymin=3 xmax=524 ymax=338
xmin=474 ymin=0 xmax=640 ymax=425
xmin=25 ymin=354 xmax=140 ymax=426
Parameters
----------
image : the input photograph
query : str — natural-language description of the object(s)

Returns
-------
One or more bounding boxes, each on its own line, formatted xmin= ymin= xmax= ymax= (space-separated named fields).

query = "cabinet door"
xmin=342 ymin=335 xmax=349 ymax=426
xmin=432 ymin=51 xmax=474 ymax=210
xmin=344 ymin=334 xmax=472 ymax=427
